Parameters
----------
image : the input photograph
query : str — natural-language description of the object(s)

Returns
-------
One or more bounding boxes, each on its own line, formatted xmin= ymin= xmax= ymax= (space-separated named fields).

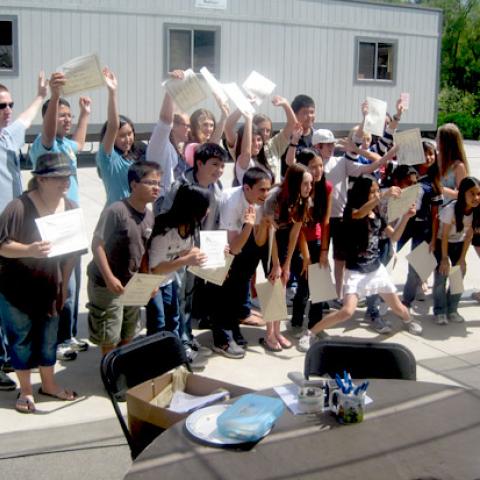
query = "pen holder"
xmin=329 ymin=389 xmax=365 ymax=424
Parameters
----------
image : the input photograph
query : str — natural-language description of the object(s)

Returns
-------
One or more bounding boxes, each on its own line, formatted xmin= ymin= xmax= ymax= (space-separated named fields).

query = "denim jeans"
xmin=0 ymin=322 xmax=8 ymax=367
xmin=57 ymin=258 xmax=81 ymax=343
xmin=433 ymin=240 xmax=463 ymax=315
xmin=291 ymin=240 xmax=324 ymax=328
xmin=177 ymin=270 xmax=194 ymax=345
xmin=0 ymin=292 xmax=58 ymax=370
xmin=146 ymin=282 xmax=180 ymax=337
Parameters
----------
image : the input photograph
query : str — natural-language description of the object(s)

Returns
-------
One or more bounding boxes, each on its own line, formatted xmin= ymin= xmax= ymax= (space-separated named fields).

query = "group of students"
xmin=1 ymin=67 xmax=479 ymax=415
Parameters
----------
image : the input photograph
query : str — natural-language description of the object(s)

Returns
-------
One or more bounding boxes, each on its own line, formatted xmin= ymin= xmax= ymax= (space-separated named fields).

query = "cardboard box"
xmin=126 ymin=371 xmax=253 ymax=449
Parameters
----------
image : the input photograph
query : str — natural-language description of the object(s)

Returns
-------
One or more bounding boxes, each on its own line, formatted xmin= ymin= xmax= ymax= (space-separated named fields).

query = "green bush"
xmin=437 ymin=112 xmax=480 ymax=140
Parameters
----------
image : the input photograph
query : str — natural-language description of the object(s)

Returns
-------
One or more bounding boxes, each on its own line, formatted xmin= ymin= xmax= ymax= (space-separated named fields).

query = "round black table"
xmin=125 ymin=380 xmax=480 ymax=479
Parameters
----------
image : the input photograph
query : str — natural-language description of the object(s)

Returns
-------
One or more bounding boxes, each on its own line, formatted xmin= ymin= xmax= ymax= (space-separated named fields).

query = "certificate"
xmin=364 ymin=97 xmax=387 ymax=137
xmin=200 ymin=67 xmax=228 ymax=104
xmin=58 ymin=54 xmax=105 ymax=96
xmin=448 ymin=266 xmax=464 ymax=295
xmin=119 ymin=273 xmax=166 ymax=306
xmin=308 ymin=264 xmax=337 ymax=303
xmin=406 ymin=241 xmax=437 ymax=282
xmin=387 ymin=183 xmax=422 ymax=223
xmin=394 ymin=129 xmax=425 ymax=166
xmin=35 ymin=208 xmax=88 ymax=257
xmin=163 ymin=69 xmax=208 ymax=112
xmin=188 ymin=253 xmax=234 ymax=286
xmin=255 ymin=278 xmax=288 ymax=322
xmin=242 ymin=71 xmax=276 ymax=106
xmin=221 ymin=82 xmax=255 ymax=116
xmin=199 ymin=230 xmax=227 ymax=268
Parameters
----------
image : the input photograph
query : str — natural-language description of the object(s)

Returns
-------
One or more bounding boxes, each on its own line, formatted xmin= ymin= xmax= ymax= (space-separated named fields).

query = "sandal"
xmin=38 ymin=387 xmax=78 ymax=401
xmin=15 ymin=393 xmax=36 ymax=414
xmin=276 ymin=334 xmax=293 ymax=349
xmin=259 ymin=337 xmax=282 ymax=352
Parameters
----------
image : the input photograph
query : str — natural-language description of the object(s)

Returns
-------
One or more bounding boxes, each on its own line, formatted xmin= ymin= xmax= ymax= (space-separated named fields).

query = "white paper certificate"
xmin=199 ymin=230 xmax=227 ymax=268
xmin=255 ymin=278 xmax=288 ymax=322
xmin=406 ymin=241 xmax=437 ymax=282
xmin=221 ymin=82 xmax=255 ymax=116
xmin=58 ymin=54 xmax=105 ymax=96
xmin=188 ymin=253 xmax=234 ymax=286
xmin=35 ymin=208 xmax=88 ymax=257
xmin=448 ymin=266 xmax=464 ymax=295
xmin=387 ymin=183 xmax=422 ymax=223
xmin=200 ymin=66 xmax=228 ymax=104
xmin=394 ymin=129 xmax=425 ymax=166
xmin=163 ymin=69 xmax=208 ymax=112
xmin=242 ymin=71 xmax=276 ymax=106
xmin=308 ymin=264 xmax=337 ymax=303
xmin=364 ymin=97 xmax=388 ymax=137
xmin=120 ymin=273 xmax=166 ymax=306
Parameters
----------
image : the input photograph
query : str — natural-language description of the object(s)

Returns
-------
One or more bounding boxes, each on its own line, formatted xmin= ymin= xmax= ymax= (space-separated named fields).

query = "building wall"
xmin=0 ymin=0 xmax=441 ymax=132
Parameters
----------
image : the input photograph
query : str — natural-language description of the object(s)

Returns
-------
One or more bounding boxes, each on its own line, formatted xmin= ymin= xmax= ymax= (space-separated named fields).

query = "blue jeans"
xmin=0 ymin=322 xmax=8 ymax=367
xmin=177 ymin=270 xmax=194 ymax=345
xmin=0 ymin=292 xmax=58 ymax=370
xmin=146 ymin=282 xmax=180 ymax=337
xmin=57 ymin=259 xmax=81 ymax=343
xmin=433 ymin=240 xmax=463 ymax=315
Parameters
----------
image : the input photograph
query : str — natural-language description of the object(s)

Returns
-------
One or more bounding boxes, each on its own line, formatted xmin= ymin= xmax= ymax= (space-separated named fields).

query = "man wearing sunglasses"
xmin=0 ymin=73 xmax=48 ymax=392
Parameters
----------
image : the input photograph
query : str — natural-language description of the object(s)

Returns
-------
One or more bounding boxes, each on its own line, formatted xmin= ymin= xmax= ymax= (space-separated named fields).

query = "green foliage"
xmin=437 ymin=113 xmax=480 ymax=140
xmin=438 ymin=86 xmax=477 ymax=116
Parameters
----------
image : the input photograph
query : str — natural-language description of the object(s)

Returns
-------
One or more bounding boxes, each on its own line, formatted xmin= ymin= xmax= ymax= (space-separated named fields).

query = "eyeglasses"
xmin=140 ymin=180 xmax=161 ymax=187
xmin=0 ymin=102 xmax=14 ymax=110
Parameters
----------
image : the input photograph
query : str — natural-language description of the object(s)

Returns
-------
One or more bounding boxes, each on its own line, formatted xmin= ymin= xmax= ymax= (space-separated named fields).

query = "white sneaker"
xmin=405 ymin=320 xmax=423 ymax=336
xmin=434 ymin=314 xmax=448 ymax=325
xmin=64 ymin=337 xmax=89 ymax=352
xmin=56 ymin=344 xmax=77 ymax=361
xmin=297 ymin=331 xmax=315 ymax=352
xmin=448 ymin=312 xmax=465 ymax=323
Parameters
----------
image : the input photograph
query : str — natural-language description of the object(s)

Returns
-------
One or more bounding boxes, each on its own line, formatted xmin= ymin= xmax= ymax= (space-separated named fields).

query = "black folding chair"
xmin=100 ymin=332 xmax=191 ymax=459
xmin=304 ymin=339 xmax=416 ymax=381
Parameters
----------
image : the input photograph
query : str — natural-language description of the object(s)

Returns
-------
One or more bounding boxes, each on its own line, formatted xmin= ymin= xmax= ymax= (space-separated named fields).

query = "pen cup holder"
xmin=329 ymin=389 xmax=365 ymax=424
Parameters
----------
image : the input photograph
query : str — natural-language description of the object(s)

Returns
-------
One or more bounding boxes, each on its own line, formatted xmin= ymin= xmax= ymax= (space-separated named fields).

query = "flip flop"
xmin=259 ymin=338 xmax=282 ymax=352
xmin=276 ymin=335 xmax=293 ymax=349
xmin=15 ymin=393 xmax=36 ymax=414
xmin=38 ymin=387 xmax=78 ymax=401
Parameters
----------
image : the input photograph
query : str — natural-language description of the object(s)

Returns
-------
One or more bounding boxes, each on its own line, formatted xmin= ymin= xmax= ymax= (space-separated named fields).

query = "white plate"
xmin=185 ymin=404 xmax=245 ymax=445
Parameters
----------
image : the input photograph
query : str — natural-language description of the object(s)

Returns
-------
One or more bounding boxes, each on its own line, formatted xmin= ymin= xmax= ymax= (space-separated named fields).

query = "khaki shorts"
xmin=87 ymin=279 xmax=140 ymax=346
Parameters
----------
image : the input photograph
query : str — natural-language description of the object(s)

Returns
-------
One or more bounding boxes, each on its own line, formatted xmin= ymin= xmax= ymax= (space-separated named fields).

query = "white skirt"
xmin=343 ymin=263 xmax=396 ymax=298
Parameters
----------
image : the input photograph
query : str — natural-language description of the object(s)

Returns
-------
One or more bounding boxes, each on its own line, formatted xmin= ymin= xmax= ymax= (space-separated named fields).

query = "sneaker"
xmin=371 ymin=316 xmax=392 ymax=334
xmin=212 ymin=340 xmax=245 ymax=359
xmin=378 ymin=301 xmax=388 ymax=316
xmin=329 ymin=299 xmax=343 ymax=310
xmin=405 ymin=320 xmax=423 ymax=335
xmin=434 ymin=314 xmax=448 ymax=325
xmin=297 ymin=330 xmax=316 ymax=353
xmin=56 ymin=344 xmax=77 ymax=361
xmin=185 ymin=346 xmax=208 ymax=370
xmin=1 ymin=361 xmax=14 ymax=373
xmin=448 ymin=312 xmax=465 ymax=323
xmin=64 ymin=337 xmax=89 ymax=352
xmin=232 ymin=332 xmax=248 ymax=349
xmin=190 ymin=338 xmax=212 ymax=357
xmin=0 ymin=370 xmax=16 ymax=391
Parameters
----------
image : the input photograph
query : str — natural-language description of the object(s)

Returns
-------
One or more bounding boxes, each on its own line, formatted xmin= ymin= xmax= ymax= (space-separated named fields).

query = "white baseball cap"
xmin=312 ymin=129 xmax=337 ymax=145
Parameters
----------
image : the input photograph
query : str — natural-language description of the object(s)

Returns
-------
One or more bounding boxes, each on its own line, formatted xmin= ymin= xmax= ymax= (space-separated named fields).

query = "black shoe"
xmin=0 ymin=370 xmax=16 ymax=391
xmin=232 ymin=333 xmax=248 ymax=349
xmin=1 ymin=361 xmax=14 ymax=373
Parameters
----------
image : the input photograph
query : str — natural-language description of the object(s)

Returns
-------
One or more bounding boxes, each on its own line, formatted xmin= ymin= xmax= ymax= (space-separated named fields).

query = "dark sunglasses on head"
xmin=0 ymin=102 xmax=14 ymax=110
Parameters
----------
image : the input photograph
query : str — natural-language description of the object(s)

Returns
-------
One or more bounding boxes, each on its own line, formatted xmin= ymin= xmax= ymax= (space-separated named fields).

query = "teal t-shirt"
xmin=96 ymin=143 xmax=132 ymax=206
xmin=30 ymin=134 xmax=79 ymax=204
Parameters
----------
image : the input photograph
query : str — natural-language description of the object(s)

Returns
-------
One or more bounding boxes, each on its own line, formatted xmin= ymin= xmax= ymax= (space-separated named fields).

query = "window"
xmin=165 ymin=25 xmax=220 ymax=75
xmin=356 ymin=38 xmax=396 ymax=82
xmin=0 ymin=16 xmax=18 ymax=76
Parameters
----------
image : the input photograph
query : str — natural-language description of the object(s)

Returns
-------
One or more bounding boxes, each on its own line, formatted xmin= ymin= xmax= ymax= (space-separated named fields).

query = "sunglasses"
xmin=0 ymin=102 xmax=14 ymax=110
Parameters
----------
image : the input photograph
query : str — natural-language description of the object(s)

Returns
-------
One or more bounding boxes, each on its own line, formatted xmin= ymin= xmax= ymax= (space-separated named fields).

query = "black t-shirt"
xmin=87 ymin=199 xmax=153 ymax=287
xmin=280 ymin=129 xmax=313 ymax=177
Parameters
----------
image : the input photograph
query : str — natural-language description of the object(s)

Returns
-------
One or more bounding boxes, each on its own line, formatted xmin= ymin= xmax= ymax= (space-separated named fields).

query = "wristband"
xmin=393 ymin=114 xmax=401 ymax=121
xmin=289 ymin=143 xmax=298 ymax=147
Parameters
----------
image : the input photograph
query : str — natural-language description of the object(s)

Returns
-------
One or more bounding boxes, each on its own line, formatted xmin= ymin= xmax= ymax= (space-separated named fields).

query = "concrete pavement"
xmin=0 ymin=141 xmax=480 ymax=479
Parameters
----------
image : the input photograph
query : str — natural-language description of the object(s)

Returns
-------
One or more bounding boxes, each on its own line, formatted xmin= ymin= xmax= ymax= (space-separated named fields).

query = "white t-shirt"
xmin=220 ymin=186 xmax=262 ymax=233
xmin=149 ymin=228 xmax=194 ymax=285
xmin=438 ymin=202 xmax=472 ymax=243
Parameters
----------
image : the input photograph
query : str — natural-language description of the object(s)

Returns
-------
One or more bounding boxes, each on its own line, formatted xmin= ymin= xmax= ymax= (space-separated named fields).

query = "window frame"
xmin=354 ymin=37 xmax=397 ymax=86
xmin=164 ymin=24 xmax=221 ymax=77
xmin=0 ymin=15 xmax=19 ymax=77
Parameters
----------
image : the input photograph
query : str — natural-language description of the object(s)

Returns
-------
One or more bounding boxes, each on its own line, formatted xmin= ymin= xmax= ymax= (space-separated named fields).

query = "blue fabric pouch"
xmin=216 ymin=393 xmax=285 ymax=442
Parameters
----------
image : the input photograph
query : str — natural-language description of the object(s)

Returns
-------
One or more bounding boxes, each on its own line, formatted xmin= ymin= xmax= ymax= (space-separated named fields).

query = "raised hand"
xmin=49 ymin=72 xmax=66 ymax=98
xmin=243 ymin=204 xmax=256 ymax=225
xmin=37 ymin=71 xmax=48 ymax=98
xmin=79 ymin=96 xmax=92 ymax=115
xmin=102 ymin=67 xmax=117 ymax=91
